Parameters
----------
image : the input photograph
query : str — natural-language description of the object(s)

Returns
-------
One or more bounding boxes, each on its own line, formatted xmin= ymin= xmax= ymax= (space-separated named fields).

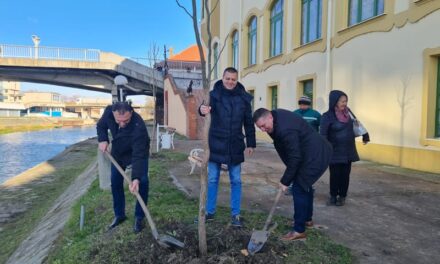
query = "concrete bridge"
xmin=0 ymin=44 xmax=164 ymax=98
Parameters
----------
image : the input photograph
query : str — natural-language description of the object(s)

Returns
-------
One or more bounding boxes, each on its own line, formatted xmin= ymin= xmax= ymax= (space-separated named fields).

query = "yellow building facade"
xmin=0 ymin=81 xmax=22 ymax=102
xmin=201 ymin=0 xmax=440 ymax=173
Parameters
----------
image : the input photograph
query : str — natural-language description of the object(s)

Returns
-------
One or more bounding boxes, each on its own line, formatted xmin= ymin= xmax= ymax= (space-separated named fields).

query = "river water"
xmin=0 ymin=126 xmax=97 ymax=184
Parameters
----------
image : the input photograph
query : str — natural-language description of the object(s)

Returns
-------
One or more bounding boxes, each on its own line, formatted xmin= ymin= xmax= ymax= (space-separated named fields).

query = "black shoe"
xmin=231 ymin=215 xmax=243 ymax=228
xmin=194 ymin=213 xmax=215 ymax=224
xmin=336 ymin=196 xmax=346 ymax=206
xmin=326 ymin=196 xmax=337 ymax=206
xmin=108 ymin=216 xmax=127 ymax=230
xmin=133 ymin=218 xmax=145 ymax=234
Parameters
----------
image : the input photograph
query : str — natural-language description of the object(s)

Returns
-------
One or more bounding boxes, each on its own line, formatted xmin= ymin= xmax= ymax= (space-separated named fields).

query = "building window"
xmin=436 ymin=58 xmax=440 ymax=137
xmin=301 ymin=0 xmax=322 ymax=45
xmin=232 ymin=31 xmax=239 ymax=69
xmin=213 ymin=43 xmax=219 ymax=80
xmin=301 ymin=79 xmax=314 ymax=107
xmin=52 ymin=94 xmax=60 ymax=102
xmin=349 ymin=0 xmax=384 ymax=26
xmin=269 ymin=85 xmax=278 ymax=110
xmin=270 ymin=0 xmax=283 ymax=57
xmin=248 ymin=16 xmax=257 ymax=66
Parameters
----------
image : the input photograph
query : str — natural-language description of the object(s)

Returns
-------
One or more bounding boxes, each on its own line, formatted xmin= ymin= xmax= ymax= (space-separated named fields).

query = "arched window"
xmin=232 ymin=31 xmax=239 ymax=69
xmin=301 ymin=0 xmax=322 ymax=44
xmin=248 ymin=16 xmax=257 ymax=66
xmin=270 ymin=0 xmax=283 ymax=57
xmin=213 ymin=42 xmax=219 ymax=79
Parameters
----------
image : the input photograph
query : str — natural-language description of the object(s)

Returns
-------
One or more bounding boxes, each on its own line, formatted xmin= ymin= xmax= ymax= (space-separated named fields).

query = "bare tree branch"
xmin=176 ymin=0 xmax=194 ymax=18
xmin=209 ymin=0 xmax=220 ymax=16
xmin=209 ymin=33 xmax=230 ymax=79
xmin=147 ymin=42 xmax=160 ymax=154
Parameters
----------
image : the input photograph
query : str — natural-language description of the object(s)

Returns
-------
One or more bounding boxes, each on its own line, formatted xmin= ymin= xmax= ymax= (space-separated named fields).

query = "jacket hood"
xmin=329 ymin=90 xmax=347 ymax=111
xmin=212 ymin=79 xmax=253 ymax=102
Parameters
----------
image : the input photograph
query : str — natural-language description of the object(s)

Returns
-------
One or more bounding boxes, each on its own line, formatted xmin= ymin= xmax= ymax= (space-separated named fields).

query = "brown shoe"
xmin=280 ymin=231 xmax=306 ymax=241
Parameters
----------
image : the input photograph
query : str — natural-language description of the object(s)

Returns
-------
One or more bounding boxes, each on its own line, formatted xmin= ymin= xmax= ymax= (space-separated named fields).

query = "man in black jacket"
xmin=253 ymin=108 xmax=332 ymax=240
xmin=199 ymin=67 xmax=256 ymax=227
xmin=97 ymin=101 xmax=150 ymax=233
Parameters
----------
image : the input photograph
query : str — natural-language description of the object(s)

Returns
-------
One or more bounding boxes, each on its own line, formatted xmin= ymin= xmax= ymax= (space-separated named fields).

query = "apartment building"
xmin=201 ymin=0 xmax=440 ymax=173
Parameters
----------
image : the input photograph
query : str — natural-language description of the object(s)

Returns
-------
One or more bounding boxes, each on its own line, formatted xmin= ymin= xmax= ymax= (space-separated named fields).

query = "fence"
xmin=0 ymin=44 xmax=100 ymax=62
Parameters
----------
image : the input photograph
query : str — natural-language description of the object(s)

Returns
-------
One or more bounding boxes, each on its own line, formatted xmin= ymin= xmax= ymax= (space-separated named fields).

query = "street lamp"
xmin=114 ymin=75 xmax=128 ymax=102
xmin=31 ymin=35 xmax=40 ymax=59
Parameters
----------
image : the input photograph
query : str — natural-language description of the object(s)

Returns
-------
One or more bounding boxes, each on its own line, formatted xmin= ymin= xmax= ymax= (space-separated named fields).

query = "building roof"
xmin=169 ymin=45 xmax=204 ymax=62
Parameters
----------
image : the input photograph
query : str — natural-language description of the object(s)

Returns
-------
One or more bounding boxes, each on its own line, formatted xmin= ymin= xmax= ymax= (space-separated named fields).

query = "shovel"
xmin=247 ymin=188 xmax=283 ymax=255
xmin=105 ymin=152 xmax=185 ymax=249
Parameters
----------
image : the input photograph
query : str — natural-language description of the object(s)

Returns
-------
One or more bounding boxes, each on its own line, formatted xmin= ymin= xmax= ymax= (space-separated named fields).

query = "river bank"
xmin=0 ymin=138 xmax=97 ymax=264
xmin=0 ymin=117 xmax=96 ymax=134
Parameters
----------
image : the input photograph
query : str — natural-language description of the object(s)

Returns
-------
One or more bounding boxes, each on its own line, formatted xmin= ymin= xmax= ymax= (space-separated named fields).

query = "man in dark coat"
xmin=253 ymin=108 xmax=332 ymax=240
xmin=199 ymin=67 xmax=256 ymax=227
xmin=97 ymin=101 xmax=150 ymax=233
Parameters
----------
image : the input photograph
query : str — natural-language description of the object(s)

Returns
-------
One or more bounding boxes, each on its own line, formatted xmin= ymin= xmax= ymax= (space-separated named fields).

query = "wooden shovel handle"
xmin=105 ymin=151 xmax=159 ymax=240
xmin=263 ymin=188 xmax=283 ymax=231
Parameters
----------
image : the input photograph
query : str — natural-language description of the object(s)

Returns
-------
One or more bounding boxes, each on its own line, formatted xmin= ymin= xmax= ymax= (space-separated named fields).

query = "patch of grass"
xmin=47 ymin=151 xmax=353 ymax=264
xmin=173 ymin=133 xmax=187 ymax=140
xmin=0 ymin=143 xmax=97 ymax=264
xmin=0 ymin=125 xmax=58 ymax=135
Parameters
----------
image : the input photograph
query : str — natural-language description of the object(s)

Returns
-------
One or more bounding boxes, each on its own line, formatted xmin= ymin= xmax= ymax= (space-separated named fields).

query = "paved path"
xmin=170 ymin=138 xmax=440 ymax=264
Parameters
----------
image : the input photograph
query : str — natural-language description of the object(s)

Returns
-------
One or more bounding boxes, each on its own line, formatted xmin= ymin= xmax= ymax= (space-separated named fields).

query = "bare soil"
xmin=170 ymin=138 xmax=440 ymax=264
xmin=90 ymin=221 xmax=291 ymax=264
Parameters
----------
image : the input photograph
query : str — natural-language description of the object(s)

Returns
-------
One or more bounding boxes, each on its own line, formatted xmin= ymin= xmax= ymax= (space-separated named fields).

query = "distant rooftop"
xmin=169 ymin=45 xmax=204 ymax=62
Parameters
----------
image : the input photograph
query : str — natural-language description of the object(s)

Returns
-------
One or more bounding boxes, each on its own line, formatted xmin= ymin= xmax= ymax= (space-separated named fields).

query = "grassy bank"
xmin=0 ymin=117 xmax=94 ymax=135
xmin=47 ymin=151 xmax=353 ymax=264
xmin=0 ymin=141 xmax=97 ymax=263
xmin=0 ymin=124 xmax=59 ymax=135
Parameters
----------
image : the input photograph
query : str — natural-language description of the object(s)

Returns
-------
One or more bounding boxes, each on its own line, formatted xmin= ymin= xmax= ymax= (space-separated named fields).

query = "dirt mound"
xmin=89 ymin=221 xmax=289 ymax=264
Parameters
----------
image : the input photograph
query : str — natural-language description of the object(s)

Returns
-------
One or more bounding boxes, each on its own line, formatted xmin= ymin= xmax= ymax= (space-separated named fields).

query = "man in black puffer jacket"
xmin=253 ymin=108 xmax=332 ymax=241
xmin=97 ymin=101 xmax=150 ymax=233
xmin=199 ymin=67 xmax=256 ymax=227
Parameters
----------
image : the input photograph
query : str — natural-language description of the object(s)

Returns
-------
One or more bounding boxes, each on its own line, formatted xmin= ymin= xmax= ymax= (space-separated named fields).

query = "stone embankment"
xmin=0 ymin=138 xmax=98 ymax=264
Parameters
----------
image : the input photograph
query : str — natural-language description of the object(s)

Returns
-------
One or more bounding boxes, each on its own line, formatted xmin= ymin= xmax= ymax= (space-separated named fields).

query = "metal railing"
xmin=0 ymin=44 xmax=100 ymax=62
xmin=129 ymin=57 xmax=202 ymax=72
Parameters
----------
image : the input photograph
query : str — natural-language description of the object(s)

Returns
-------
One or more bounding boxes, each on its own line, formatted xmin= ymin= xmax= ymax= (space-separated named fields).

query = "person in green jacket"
xmin=293 ymin=95 xmax=321 ymax=132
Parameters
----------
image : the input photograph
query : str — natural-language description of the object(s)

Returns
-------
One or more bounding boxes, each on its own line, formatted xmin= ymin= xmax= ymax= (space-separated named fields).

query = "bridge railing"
xmin=130 ymin=57 xmax=202 ymax=73
xmin=0 ymin=44 xmax=100 ymax=62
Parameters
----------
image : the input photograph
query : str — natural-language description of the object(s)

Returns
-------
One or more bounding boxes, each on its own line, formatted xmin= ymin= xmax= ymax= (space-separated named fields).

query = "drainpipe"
xmin=325 ymin=0 xmax=333 ymax=94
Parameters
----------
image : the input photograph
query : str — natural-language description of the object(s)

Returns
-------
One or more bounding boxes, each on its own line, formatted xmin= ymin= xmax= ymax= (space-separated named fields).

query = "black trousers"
xmin=329 ymin=163 xmax=352 ymax=197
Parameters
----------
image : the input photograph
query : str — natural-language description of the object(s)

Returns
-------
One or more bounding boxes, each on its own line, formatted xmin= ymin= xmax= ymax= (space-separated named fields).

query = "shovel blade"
xmin=158 ymin=234 xmax=185 ymax=249
xmin=247 ymin=230 xmax=269 ymax=255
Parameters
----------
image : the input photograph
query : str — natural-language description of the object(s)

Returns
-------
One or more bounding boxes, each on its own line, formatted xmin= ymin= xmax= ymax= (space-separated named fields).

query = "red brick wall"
xmin=165 ymin=75 xmax=208 ymax=139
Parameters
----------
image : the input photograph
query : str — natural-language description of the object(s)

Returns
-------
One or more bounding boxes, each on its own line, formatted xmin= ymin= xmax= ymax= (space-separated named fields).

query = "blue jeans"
xmin=111 ymin=159 xmax=149 ymax=220
xmin=291 ymin=182 xmax=314 ymax=233
xmin=206 ymin=161 xmax=241 ymax=216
